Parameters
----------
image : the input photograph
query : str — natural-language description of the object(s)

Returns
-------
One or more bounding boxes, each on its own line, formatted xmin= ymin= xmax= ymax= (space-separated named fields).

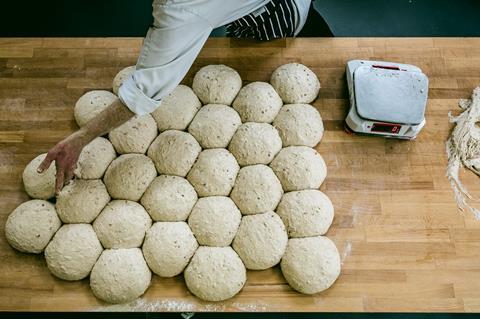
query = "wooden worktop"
xmin=1 ymin=37 xmax=480 ymax=312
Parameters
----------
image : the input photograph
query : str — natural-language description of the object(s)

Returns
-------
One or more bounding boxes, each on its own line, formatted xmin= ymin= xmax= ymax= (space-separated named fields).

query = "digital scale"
xmin=345 ymin=60 xmax=429 ymax=139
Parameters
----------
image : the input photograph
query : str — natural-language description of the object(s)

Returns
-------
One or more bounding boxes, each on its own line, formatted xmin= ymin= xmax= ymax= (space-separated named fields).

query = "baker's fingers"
xmin=55 ymin=166 xmax=65 ymax=195
xmin=37 ymin=151 xmax=55 ymax=173
xmin=64 ymin=167 xmax=75 ymax=186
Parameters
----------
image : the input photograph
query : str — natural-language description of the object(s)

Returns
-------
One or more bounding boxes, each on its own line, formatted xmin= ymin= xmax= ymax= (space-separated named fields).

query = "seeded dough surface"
xmin=74 ymin=137 xmax=116 ymax=179
xmin=109 ymin=114 xmax=158 ymax=154
xmin=22 ymin=153 xmax=56 ymax=200
xmin=270 ymin=63 xmax=320 ymax=104
xmin=74 ymin=90 xmax=117 ymax=127
xmin=192 ymin=64 xmax=242 ymax=105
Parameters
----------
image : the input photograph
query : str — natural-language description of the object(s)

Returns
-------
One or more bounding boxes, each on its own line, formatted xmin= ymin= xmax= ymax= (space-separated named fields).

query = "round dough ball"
xmin=233 ymin=211 xmax=287 ymax=270
xmin=93 ymin=200 xmax=152 ymax=249
xmin=270 ymin=63 xmax=320 ymax=104
xmin=187 ymin=149 xmax=239 ymax=197
xmin=45 ymin=224 xmax=103 ymax=281
xmin=281 ymin=236 xmax=341 ymax=294
xmin=188 ymin=104 xmax=241 ymax=149
xmin=233 ymin=81 xmax=283 ymax=123
xmin=188 ymin=196 xmax=241 ymax=246
xmin=104 ymin=154 xmax=157 ymax=201
xmin=192 ymin=64 xmax=242 ymax=105
xmin=230 ymin=164 xmax=283 ymax=215
xmin=184 ymin=246 xmax=246 ymax=301
xmin=5 ymin=200 xmax=61 ymax=254
xmin=74 ymin=137 xmax=116 ymax=179
xmin=141 ymin=175 xmax=197 ymax=222
xmin=142 ymin=222 xmax=198 ymax=277
xmin=22 ymin=153 xmax=56 ymax=199
xmin=228 ymin=122 xmax=282 ymax=166
xmin=90 ymin=248 xmax=151 ymax=304
xmin=74 ymin=90 xmax=117 ymax=127
xmin=147 ymin=130 xmax=201 ymax=177
xmin=112 ymin=65 xmax=135 ymax=95
xmin=152 ymin=85 xmax=202 ymax=131
xmin=108 ymin=114 xmax=158 ymax=154
xmin=270 ymin=146 xmax=327 ymax=192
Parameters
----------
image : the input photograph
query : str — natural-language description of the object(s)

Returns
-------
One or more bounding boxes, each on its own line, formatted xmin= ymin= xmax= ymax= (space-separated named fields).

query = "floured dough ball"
xmin=141 ymin=175 xmax=197 ymax=221
xmin=270 ymin=146 xmax=327 ymax=192
xmin=142 ymin=222 xmax=198 ymax=277
xmin=45 ymin=224 xmax=103 ymax=281
xmin=112 ymin=65 xmax=135 ymax=95
xmin=276 ymin=190 xmax=334 ymax=237
xmin=273 ymin=104 xmax=324 ymax=147
xmin=230 ymin=164 xmax=283 ymax=215
xmin=281 ymin=236 xmax=341 ymax=294
xmin=22 ymin=153 xmax=56 ymax=199
xmin=74 ymin=137 xmax=116 ymax=179
xmin=188 ymin=104 xmax=241 ymax=149
xmin=147 ymin=130 xmax=201 ymax=177
xmin=270 ymin=63 xmax=320 ymax=104
xmin=187 ymin=149 xmax=239 ymax=197
xmin=5 ymin=200 xmax=61 ymax=254
xmin=74 ymin=90 xmax=117 ymax=127
xmin=151 ymin=85 xmax=202 ymax=131
xmin=93 ymin=200 xmax=152 ymax=249
xmin=90 ymin=248 xmax=151 ymax=304
xmin=104 ymin=154 xmax=157 ymax=201
xmin=192 ymin=64 xmax=242 ymax=105
xmin=233 ymin=81 xmax=283 ymax=123
xmin=233 ymin=212 xmax=287 ymax=270
xmin=228 ymin=122 xmax=282 ymax=166
xmin=184 ymin=247 xmax=246 ymax=301
xmin=188 ymin=196 xmax=241 ymax=246
xmin=108 ymin=114 xmax=158 ymax=154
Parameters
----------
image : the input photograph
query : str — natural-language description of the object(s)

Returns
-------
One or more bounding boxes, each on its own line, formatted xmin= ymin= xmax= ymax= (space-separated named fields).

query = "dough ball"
xmin=74 ymin=90 xmax=117 ymax=127
xmin=192 ymin=64 xmax=242 ymax=105
xmin=276 ymin=190 xmax=334 ymax=238
xmin=188 ymin=196 xmax=241 ymax=246
xmin=108 ymin=114 xmax=158 ymax=154
xmin=230 ymin=164 xmax=283 ymax=215
xmin=5 ymin=200 xmax=61 ymax=254
xmin=228 ymin=122 xmax=282 ymax=166
xmin=233 ymin=81 xmax=283 ymax=123
xmin=233 ymin=211 xmax=287 ymax=270
xmin=273 ymin=104 xmax=324 ymax=147
xmin=141 ymin=175 xmax=197 ymax=221
xmin=142 ymin=222 xmax=198 ymax=277
xmin=184 ymin=247 xmax=246 ymax=301
xmin=281 ymin=236 xmax=341 ymax=294
xmin=45 ymin=224 xmax=103 ymax=281
xmin=112 ymin=65 xmax=135 ymax=95
xmin=93 ymin=200 xmax=152 ymax=249
xmin=104 ymin=154 xmax=157 ymax=201
xmin=270 ymin=146 xmax=327 ymax=192
xmin=74 ymin=137 xmax=116 ymax=179
xmin=147 ymin=130 xmax=201 ymax=177
xmin=56 ymin=179 xmax=110 ymax=223
xmin=90 ymin=248 xmax=151 ymax=304
xmin=187 ymin=149 xmax=239 ymax=197
xmin=152 ymin=85 xmax=202 ymax=131
xmin=188 ymin=104 xmax=241 ymax=149
xmin=270 ymin=63 xmax=320 ymax=104
xmin=22 ymin=153 xmax=56 ymax=199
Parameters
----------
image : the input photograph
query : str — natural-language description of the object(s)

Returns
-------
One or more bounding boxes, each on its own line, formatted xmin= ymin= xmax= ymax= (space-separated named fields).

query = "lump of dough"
xmin=141 ymin=175 xmax=197 ymax=222
xmin=90 ymin=248 xmax=151 ymax=304
xmin=192 ymin=64 xmax=242 ymax=105
xmin=93 ymin=200 xmax=152 ymax=249
xmin=142 ymin=222 xmax=198 ymax=277
xmin=188 ymin=196 xmax=241 ymax=246
xmin=184 ymin=246 xmax=246 ymax=301
xmin=270 ymin=63 xmax=320 ymax=104
xmin=5 ymin=200 xmax=61 ymax=254
xmin=270 ymin=146 xmax=327 ymax=192
xmin=187 ymin=149 xmax=239 ymax=197
xmin=188 ymin=104 xmax=241 ymax=149
xmin=273 ymin=103 xmax=324 ymax=147
xmin=230 ymin=164 xmax=283 ymax=215
xmin=147 ymin=130 xmax=201 ymax=177
xmin=112 ymin=65 xmax=135 ymax=95
xmin=228 ymin=122 xmax=282 ymax=166
xmin=103 ymin=154 xmax=157 ymax=201
xmin=232 ymin=81 xmax=283 ymax=123
xmin=22 ymin=153 xmax=56 ymax=199
xmin=74 ymin=90 xmax=117 ymax=127
xmin=281 ymin=236 xmax=341 ymax=294
xmin=74 ymin=137 xmax=116 ymax=179
xmin=45 ymin=224 xmax=103 ymax=281
xmin=108 ymin=114 xmax=158 ymax=154
xmin=151 ymin=85 xmax=202 ymax=131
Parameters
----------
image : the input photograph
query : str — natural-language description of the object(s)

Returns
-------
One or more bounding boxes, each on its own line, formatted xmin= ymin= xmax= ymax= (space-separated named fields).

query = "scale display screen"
xmin=371 ymin=122 xmax=401 ymax=134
